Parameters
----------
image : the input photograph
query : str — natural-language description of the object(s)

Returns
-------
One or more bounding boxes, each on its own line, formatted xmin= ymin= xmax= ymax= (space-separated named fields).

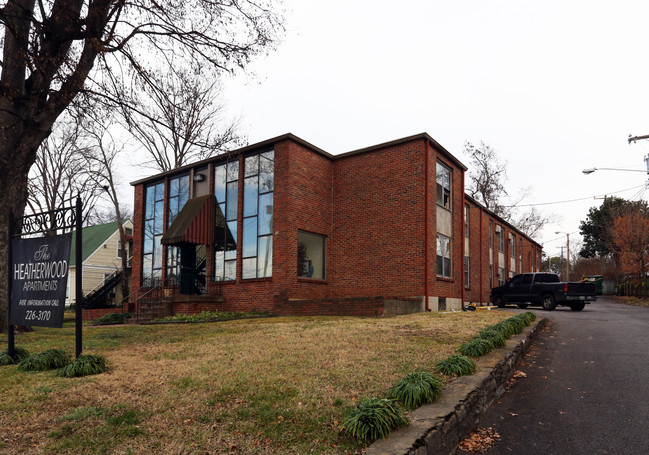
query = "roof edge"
xmin=464 ymin=193 xmax=543 ymax=248
xmin=336 ymin=133 xmax=468 ymax=170
xmin=130 ymin=133 xmax=333 ymax=186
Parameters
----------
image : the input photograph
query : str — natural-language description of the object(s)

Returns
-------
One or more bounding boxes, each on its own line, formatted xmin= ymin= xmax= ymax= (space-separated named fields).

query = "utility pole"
xmin=628 ymin=134 xmax=649 ymax=178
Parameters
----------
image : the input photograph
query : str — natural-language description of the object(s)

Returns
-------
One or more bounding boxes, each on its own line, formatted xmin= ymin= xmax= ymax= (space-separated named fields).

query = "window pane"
xmin=243 ymin=217 xmax=257 ymax=257
xmin=144 ymin=220 xmax=154 ymax=254
xmin=297 ymin=231 xmax=324 ymax=279
xmin=214 ymin=250 xmax=224 ymax=279
xmin=153 ymin=235 xmax=162 ymax=268
xmin=259 ymin=156 xmax=274 ymax=193
xmin=145 ymin=186 xmax=156 ymax=219
xmin=214 ymin=164 xmax=226 ymax=203
xmin=224 ymin=260 xmax=236 ymax=281
xmin=179 ymin=176 xmax=189 ymax=205
xmin=226 ymin=181 xmax=238 ymax=221
xmin=154 ymin=182 xmax=164 ymax=201
xmin=154 ymin=200 xmax=164 ymax=233
xmin=143 ymin=254 xmax=152 ymax=279
xmin=225 ymin=220 xmax=237 ymax=260
xmin=227 ymin=160 xmax=239 ymax=182
xmin=170 ymin=177 xmax=179 ymax=197
xmin=245 ymin=155 xmax=259 ymax=177
xmin=258 ymin=193 xmax=273 ymax=235
xmin=244 ymin=176 xmax=258 ymax=217
xmin=258 ymin=236 xmax=272 ymax=278
xmin=242 ymin=258 xmax=256 ymax=279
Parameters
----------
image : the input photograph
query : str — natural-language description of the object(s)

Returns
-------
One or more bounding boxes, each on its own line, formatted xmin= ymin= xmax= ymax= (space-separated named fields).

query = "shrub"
xmin=93 ymin=313 xmax=124 ymax=325
xmin=340 ymin=397 xmax=409 ymax=442
xmin=57 ymin=355 xmax=109 ymax=378
xmin=0 ymin=347 xmax=30 ymax=366
xmin=490 ymin=321 xmax=515 ymax=338
xmin=435 ymin=354 xmax=477 ymax=377
xmin=388 ymin=371 xmax=443 ymax=410
xmin=478 ymin=329 xmax=507 ymax=349
xmin=18 ymin=349 xmax=71 ymax=372
xmin=516 ymin=311 xmax=537 ymax=325
xmin=458 ymin=337 xmax=492 ymax=357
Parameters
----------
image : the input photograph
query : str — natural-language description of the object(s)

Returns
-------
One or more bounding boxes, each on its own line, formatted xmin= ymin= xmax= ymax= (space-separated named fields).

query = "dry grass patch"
xmin=0 ymin=310 xmax=511 ymax=454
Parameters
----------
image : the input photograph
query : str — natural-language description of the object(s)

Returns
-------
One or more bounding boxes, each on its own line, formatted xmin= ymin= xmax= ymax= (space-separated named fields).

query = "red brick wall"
xmin=83 ymin=307 xmax=127 ymax=322
xmin=331 ymin=140 xmax=427 ymax=298
xmin=131 ymin=184 xmax=144 ymax=293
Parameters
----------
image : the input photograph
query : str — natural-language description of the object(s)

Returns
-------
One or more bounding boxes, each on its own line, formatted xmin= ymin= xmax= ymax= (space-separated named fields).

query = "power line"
xmin=504 ymin=184 xmax=647 ymax=208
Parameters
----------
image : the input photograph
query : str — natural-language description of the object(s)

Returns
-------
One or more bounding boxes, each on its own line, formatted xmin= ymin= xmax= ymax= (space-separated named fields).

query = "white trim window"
xmin=436 ymin=162 xmax=452 ymax=210
xmin=437 ymin=234 xmax=452 ymax=278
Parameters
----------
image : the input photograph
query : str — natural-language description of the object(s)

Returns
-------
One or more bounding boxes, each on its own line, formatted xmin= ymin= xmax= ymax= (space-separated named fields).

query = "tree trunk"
xmin=0 ymin=140 xmax=44 ymax=332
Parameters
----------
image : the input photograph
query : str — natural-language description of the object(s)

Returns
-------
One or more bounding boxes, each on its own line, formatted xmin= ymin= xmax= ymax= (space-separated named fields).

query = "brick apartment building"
xmin=129 ymin=133 xmax=542 ymax=319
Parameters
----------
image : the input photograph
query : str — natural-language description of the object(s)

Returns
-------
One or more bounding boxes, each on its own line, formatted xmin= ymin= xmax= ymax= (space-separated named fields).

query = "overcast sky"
xmin=128 ymin=1 xmax=649 ymax=258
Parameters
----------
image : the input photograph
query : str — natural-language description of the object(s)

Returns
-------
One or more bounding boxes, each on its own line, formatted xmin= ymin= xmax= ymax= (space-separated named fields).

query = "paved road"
xmin=462 ymin=297 xmax=649 ymax=455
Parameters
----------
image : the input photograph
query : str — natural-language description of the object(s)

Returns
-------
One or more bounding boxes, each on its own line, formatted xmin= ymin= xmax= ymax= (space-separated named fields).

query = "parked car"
xmin=490 ymin=272 xmax=597 ymax=311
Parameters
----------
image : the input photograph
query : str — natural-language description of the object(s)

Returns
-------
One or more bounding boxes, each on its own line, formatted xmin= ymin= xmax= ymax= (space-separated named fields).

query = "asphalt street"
xmin=460 ymin=297 xmax=649 ymax=455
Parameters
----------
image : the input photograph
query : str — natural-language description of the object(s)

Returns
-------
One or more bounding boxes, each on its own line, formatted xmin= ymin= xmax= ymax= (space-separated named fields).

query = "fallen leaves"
xmin=459 ymin=427 xmax=501 ymax=453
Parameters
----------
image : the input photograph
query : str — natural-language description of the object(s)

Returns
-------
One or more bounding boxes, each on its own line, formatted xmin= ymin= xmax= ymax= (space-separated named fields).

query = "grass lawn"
xmin=0 ymin=310 xmax=512 ymax=454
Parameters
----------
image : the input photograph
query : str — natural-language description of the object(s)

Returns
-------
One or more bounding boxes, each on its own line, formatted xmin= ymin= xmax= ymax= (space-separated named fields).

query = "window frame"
xmin=436 ymin=161 xmax=452 ymax=210
xmin=436 ymin=234 xmax=452 ymax=278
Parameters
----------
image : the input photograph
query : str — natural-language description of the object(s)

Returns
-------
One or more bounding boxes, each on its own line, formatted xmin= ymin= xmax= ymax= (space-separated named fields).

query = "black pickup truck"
xmin=490 ymin=272 xmax=597 ymax=311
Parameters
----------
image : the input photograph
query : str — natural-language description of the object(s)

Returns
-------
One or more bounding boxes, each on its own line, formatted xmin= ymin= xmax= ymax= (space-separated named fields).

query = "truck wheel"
xmin=493 ymin=296 xmax=506 ymax=308
xmin=542 ymin=295 xmax=557 ymax=311
xmin=517 ymin=304 xmax=529 ymax=309
xmin=570 ymin=302 xmax=585 ymax=311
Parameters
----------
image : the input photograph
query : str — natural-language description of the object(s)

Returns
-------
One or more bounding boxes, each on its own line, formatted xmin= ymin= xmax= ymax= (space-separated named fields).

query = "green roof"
xmin=69 ymin=221 xmax=122 ymax=267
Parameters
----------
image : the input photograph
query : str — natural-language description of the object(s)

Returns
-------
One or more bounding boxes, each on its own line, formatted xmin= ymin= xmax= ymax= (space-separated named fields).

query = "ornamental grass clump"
xmin=0 ymin=346 xmax=30 ymax=366
xmin=18 ymin=349 xmax=71 ymax=372
xmin=491 ymin=320 xmax=516 ymax=338
xmin=515 ymin=311 xmax=537 ymax=325
xmin=435 ymin=354 xmax=477 ymax=377
xmin=388 ymin=371 xmax=443 ymax=410
xmin=57 ymin=355 xmax=109 ymax=378
xmin=340 ymin=397 xmax=409 ymax=442
xmin=477 ymin=328 xmax=507 ymax=349
xmin=458 ymin=337 xmax=492 ymax=358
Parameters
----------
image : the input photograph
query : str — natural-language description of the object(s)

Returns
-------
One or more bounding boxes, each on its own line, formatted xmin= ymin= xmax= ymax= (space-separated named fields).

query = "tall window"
xmin=166 ymin=174 xmax=190 ymax=282
xmin=464 ymin=204 xmax=469 ymax=237
xmin=143 ymin=182 xmax=165 ymax=285
xmin=489 ymin=219 xmax=493 ymax=249
xmin=214 ymin=159 xmax=239 ymax=280
xmin=242 ymin=151 xmax=274 ymax=279
xmin=464 ymin=256 xmax=470 ymax=288
xmin=510 ymin=234 xmax=516 ymax=258
xmin=298 ymin=231 xmax=325 ymax=280
xmin=497 ymin=226 xmax=505 ymax=252
xmin=436 ymin=234 xmax=451 ymax=278
xmin=436 ymin=162 xmax=451 ymax=210
xmin=498 ymin=267 xmax=505 ymax=286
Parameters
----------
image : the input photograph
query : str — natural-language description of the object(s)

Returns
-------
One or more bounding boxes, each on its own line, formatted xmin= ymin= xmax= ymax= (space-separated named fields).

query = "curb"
xmin=366 ymin=317 xmax=549 ymax=455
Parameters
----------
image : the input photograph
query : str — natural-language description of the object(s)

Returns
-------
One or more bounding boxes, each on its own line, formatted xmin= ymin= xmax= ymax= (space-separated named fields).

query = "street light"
xmin=555 ymin=231 xmax=570 ymax=281
xmin=582 ymin=167 xmax=647 ymax=175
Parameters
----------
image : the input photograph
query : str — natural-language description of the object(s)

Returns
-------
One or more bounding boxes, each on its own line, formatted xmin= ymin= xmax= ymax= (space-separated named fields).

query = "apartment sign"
xmin=10 ymin=233 xmax=72 ymax=328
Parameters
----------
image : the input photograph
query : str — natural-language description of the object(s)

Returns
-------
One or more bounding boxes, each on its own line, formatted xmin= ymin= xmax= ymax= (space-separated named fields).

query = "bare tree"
xmin=123 ymin=67 xmax=245 ymax=172
xmin=465 ymin=141 xmax=508 ymax=216
xmin=464 ymin=141 xmax=554 ymax=237
xmin=81 ymin=116 xmax=137 ymax=297
xmin=26 ymin=115 xmax=101 ymax=232
xmin=0 ymin=0 xmax=283 ymax=331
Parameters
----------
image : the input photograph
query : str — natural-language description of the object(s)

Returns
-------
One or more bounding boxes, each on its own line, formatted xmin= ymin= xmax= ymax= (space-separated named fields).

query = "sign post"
xmin=6 ymin=197 xmax=83 ymax=358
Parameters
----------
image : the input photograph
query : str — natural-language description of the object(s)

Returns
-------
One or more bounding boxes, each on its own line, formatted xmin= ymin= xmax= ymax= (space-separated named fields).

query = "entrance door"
xmin=178 ymin=244 xmax=207 ymax=295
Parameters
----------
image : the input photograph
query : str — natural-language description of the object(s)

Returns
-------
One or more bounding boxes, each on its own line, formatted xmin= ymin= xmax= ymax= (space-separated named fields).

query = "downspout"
xmin=460 ymin=177 xmax=465 ymax=311
xmin=479 ymin=207 xmax=484 ymax=305
xmin=424 ymin=140 xmax=430 ymax=311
